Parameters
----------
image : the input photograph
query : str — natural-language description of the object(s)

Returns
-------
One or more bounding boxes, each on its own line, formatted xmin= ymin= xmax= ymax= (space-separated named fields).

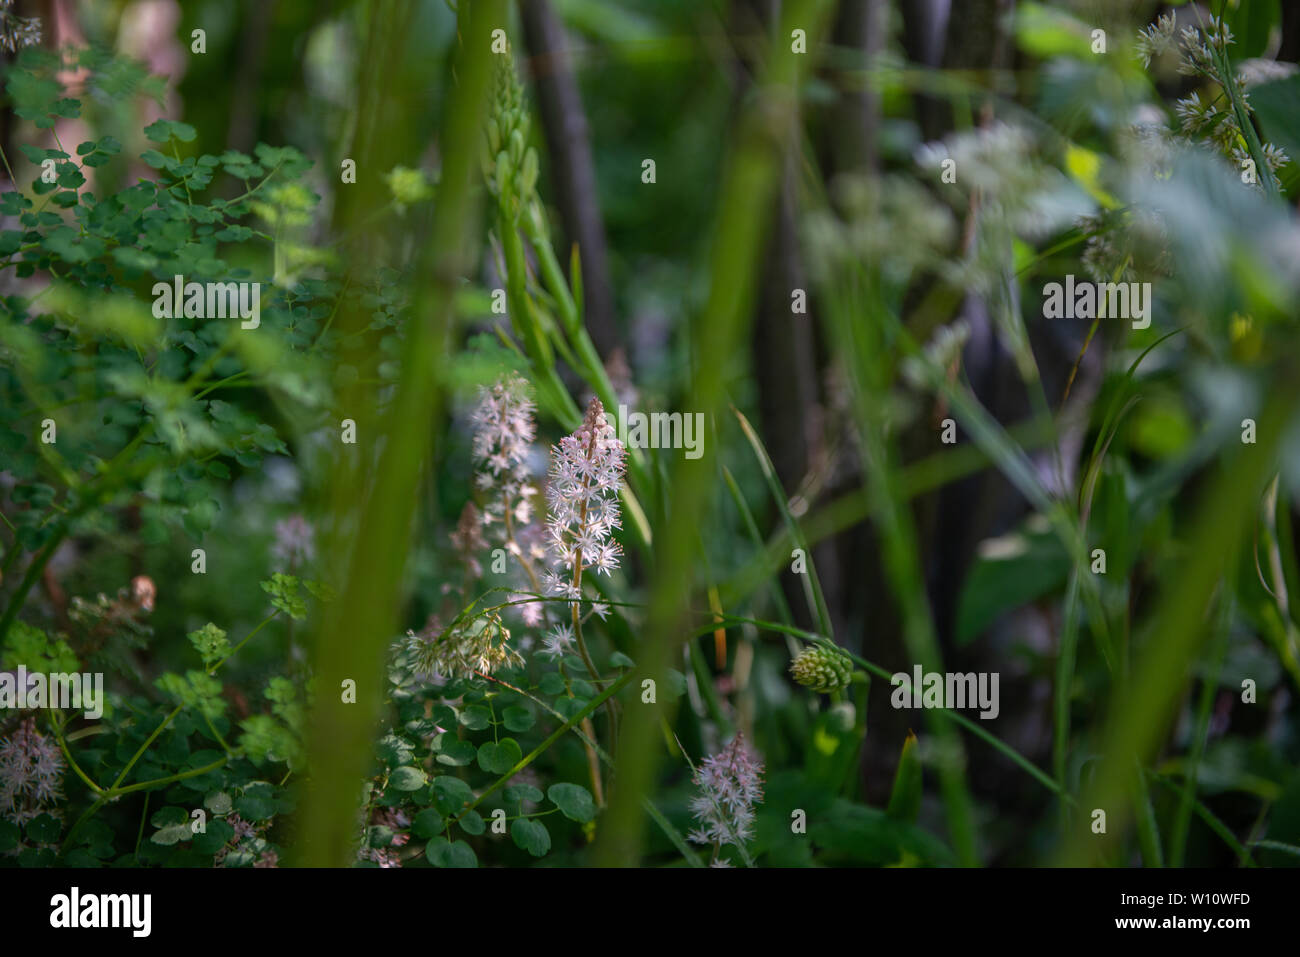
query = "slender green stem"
xmin=110 ymin=705 xmax=182 ymax=791
xmin=451 ymin=669 xmax=634 ymax=825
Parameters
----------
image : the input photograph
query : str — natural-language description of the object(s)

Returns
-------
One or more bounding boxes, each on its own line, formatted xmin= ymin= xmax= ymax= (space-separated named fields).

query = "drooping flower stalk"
xmin=687 ymin=734 xmax=765 ymax=866
xmin=0 ymin=717 xmax=65 ymax=828
xmin=467 ymin=378 xmax=610 ymax=803
xmin=469 ymin=374 xmax=546 ymax=624
xmin=543 ymin=396 xmax=625 ymax=691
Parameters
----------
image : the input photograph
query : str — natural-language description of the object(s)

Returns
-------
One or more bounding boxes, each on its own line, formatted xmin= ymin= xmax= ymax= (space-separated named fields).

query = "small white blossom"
xmin=541 ymin=623 xmax=575 ymax=659
xmin=543 ymin=398 xmax=626 ymax=599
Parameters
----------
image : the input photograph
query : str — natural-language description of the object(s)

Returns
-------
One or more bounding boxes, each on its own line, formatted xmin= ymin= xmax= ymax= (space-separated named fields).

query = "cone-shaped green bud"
xmin=790 ymin=645 xmax=854 ymax=694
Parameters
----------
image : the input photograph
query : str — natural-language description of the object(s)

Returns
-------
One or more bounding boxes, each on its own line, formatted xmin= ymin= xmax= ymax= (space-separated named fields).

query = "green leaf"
xmin=555 ymin=696 xmax=590 ymax=720
xmin=204 ymin=791 xmax=233 ymax=816
xmin=150 ymin=823 xmax=193 ymax=847
xmin=51 ymin=97 xmax=81 ymax=119
xmin=511 ymin=818 xmax=550 ymax=857
xmin=187 ymin=622 xmax=230 ymax=669
xmin=234 ymin=794 xmax=275 ymax=822
xmin=886 ymin=732 xmax=923 ymax=822
xmin=459 ymin=705 xmax=492 ymax=731
xmin=547 ymin=782 xmax=596 ymax=823
xmin=458 ymin=810 xmax=486 ymax=836
xmin=430 ymin=776 xmax=474 ymax=816
xmin=502 ymin=705 xmax=535 ymax=732
xmin=25 ymin=813 xmax=61 ymax=844
xmin=505 ymin=783 xmax=543 ymax=805
xmin=477 ymin=738 xmax=523 ymax=775
xmin=389 ymin=766 xmax=428 ymax=791
xmin=410 ymin=809 xmax=443 ymax=839
xmin=955 ymin=523 xmax=1071 ymax=644
xmin=143 ymin=118 xmax=197 ymax=143
xmin=538 ymin=671 xmax=568 ymax=696
xmin=151 ymin=807 xmax=191 ymax=830
xmin=434 ymin=739 xmax=476 ymax=767
xmin=192 ymin=820 xmax=235 ymax=855
xmin=1223 ymin=0 xmax=1280 ymax=59
xmin=377 ymin=733 xmax=415 ymax=768
xmin=261 ymin=573 xmax=308 ymax=619
xmin=425 ymin=837 xmax=477 ymax=868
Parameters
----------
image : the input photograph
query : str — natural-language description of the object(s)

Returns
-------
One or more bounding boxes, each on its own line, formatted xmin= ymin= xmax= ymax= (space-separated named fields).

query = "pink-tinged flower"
xmin=544 ymin=398 xmax=626 ymax=596
xmin=515 ymin=593 xmax=545 ymax=628
xmin=362 ymin=846 xmax=402 ymax=868
xmin=373 ymin=807 xmax=411 ymax=847
xmin=272 ymin=514 xmax=315 ymax=569
xmin=688 ymin=734 xmax=764 ymax=852
xmin=0 ymin=717 xmax=65 ymax=827
xmin=466 ymin=376 xmax=548 ymax=625
xmin=471 ymin=376 xmax=537 ymax=539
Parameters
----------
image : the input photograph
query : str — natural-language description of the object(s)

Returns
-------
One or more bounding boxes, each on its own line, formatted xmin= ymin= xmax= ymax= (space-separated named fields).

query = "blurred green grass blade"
xmin=1133 ymin=757 xmax=1165 ymax=867
xmin=886 ymin=732 xmax=923 ymax=822
xmin=295 ymin=0 xmax=505 ymax=867
xmin=732 ymin=404 xmax=833 ymax=638
xmin=1170 ymin=588 xmax=1231 ymax=867
xmin=1060 ymin=376 xmax=1300 ymax=865
xmin=1054 ymin=569 xmax=1082 ymax=831
xmin=1150 ymin=771 xmax=1256 ymax=867
xmin=593 ymin=0 xmax=838 ymax=868
xmin=722 ymin=464 xmax=796 ymax=651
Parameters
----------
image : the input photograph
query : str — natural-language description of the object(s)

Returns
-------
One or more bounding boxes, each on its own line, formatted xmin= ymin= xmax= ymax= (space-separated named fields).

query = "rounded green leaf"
xmin=477 ymin=738 xmax=523 ymax=775
xmin=389 ymin=766 xmax=428 ymax=791
xmin=555 ymin=696 xmax=590 ymax=720
xmin=203 ymin=791 xmax=232 ymax=815
xmin=502 ymin=705 xmax=535 ymax=732
xmin=426 ymin=837 xmax=477 ymax=868
xmin=459 ymin=705 xmax=492 ymax=731
xmin=538 ymin=672 xmax=567 ymax=696
xmin=429 ymin=705 xmax=457 ymax=728
xmin=431 ymin=776 xmax=475 ymax=816
xmin=547 ymin=782 xmax=596 ymax=823
xmin=435 ymin=739 xmax=476 ymax=767
xmin=511 ymin=818 xmax=550 ymax=857
xmin=410 ymin=808 xmax=443 ymax=840
xmin=234 ymin=795 xmax=275 ymax=821
xmin=458 ymin=810 xmax=486 ymax=836
xmin=504 ymin=783 xmax=543 ymax=805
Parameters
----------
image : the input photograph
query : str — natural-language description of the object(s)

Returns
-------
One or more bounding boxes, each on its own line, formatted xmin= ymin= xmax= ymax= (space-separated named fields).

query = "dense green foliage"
xmin=2 ymin=1 xmax=1300 ymax=869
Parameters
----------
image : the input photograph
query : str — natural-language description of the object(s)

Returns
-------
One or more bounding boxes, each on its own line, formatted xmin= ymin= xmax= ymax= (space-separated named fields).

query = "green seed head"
xmin=790 ymin=645 xmax=853 ymax=694
xmin=483 ymin=46 xmax=534 ymax=204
